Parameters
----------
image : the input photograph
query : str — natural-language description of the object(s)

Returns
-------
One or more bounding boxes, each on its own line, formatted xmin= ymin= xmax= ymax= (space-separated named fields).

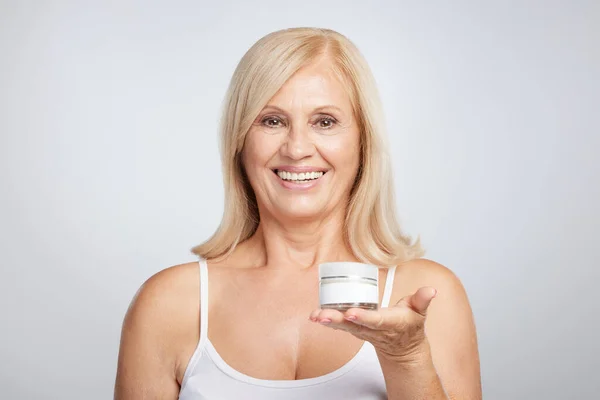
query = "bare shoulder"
xmin=391 ymin=257 xmax=468 ymax=302
xmin=124 ymin=261 xmax=200 ymax=330
xmin=396 ymin=257 xmax=460 ymax=281
xmin=122 ymin=261 xmax=201 ymax=349
xmin=116 ymin=261 xmax=201 ymax=397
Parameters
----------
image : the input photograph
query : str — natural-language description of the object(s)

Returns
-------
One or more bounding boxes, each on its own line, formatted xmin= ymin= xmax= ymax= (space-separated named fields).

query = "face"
xmin=241 ymin=59 xmax=361 ymax=221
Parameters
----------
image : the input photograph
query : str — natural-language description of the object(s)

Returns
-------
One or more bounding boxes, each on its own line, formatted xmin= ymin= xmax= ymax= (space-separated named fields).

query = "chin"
xmin=277 ymin=204 xmax=325 ymax=221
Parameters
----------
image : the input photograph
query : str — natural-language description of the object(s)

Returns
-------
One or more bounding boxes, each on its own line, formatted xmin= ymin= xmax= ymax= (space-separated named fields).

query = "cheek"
xmin=242 ymin=131 xmax=281 ymax=176
xmin=319 ymin=131 xmax=361 ymax=171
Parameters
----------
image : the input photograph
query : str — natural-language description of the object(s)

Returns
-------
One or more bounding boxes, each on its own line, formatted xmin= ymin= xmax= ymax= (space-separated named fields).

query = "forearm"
xmin=377 ymin=341 xmax=449 ymax=400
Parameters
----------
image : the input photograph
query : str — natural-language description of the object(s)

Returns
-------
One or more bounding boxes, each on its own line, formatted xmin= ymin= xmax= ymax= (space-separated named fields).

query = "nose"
xmin=280 ymin=122 xmax=316 ymax=160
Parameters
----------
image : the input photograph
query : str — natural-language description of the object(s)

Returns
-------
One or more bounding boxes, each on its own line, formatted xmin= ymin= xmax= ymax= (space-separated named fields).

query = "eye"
xmin=261 ymin=116 xmax=285 ymax=128
xmin=315 ymin=116 xmax=337 ymax=129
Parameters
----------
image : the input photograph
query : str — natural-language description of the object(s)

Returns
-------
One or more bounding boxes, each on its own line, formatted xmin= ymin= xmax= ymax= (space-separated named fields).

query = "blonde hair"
xmin=191 ymin=27 xmax=424 ymax=266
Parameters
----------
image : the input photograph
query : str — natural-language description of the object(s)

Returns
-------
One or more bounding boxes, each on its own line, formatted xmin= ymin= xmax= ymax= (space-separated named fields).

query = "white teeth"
xmin=276 ymin=170 xmax=324 ymax=182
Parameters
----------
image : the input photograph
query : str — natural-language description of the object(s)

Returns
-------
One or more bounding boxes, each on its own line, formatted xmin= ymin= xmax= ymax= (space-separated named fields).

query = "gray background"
xmin=1 ymin=1 xmax=598 ymax=399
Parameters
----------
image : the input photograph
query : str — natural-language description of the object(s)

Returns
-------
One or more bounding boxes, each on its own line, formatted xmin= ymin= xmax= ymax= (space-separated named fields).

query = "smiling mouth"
xmin=273 ymin=169 xmax=327 ymax=183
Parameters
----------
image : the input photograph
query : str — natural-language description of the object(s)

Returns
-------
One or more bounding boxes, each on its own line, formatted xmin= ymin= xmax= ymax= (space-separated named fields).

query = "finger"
xmin=342 ymin=307 xmax=388 ymax=330
xmin=311 ymin=309 xmax=370 ymax=334
xmin=309 ymin=308 xmax=345 ymax=321
xmin=309 ymin=309 xmax=322 ymax=321
xmin=312 ymin=308 xmax=345 ymax=325
xmin=396 ymin=286 xmax=437 ymax=317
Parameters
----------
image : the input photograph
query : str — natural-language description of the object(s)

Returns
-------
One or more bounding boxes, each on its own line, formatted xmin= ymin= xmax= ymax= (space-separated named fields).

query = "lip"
xmin=271 ymin=165 xmax=329 ymax=173
xmin=271 ymin=168 xmax=328 ymax=191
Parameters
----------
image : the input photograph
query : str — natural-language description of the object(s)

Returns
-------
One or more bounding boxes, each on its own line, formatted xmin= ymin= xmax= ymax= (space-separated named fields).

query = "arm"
xmin=380 ymin=259 xmax=481 ymax=400
xmin=114 ymin=266 xmax=197 ymax=399
xmin=310 ymin=259 xmax=481 ymax=400
xmin=377 ymin=340 xmax=449 ymax=399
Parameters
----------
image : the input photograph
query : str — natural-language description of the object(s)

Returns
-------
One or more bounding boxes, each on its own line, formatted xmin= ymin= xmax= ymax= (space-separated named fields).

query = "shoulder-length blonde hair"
xmin=191 ymin=27 xmax=423 ymax=266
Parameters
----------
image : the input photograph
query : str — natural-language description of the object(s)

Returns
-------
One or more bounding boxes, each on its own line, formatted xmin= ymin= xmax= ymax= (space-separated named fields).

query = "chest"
xmin=206 ymin=269 xmax=387 ymax=380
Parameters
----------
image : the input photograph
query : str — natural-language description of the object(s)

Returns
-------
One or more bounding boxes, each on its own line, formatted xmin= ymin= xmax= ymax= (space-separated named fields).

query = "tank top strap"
xmin=178 ymin=259 xmax=210 ymax=390
xmin=381 ymin=266 xmax=397 ymax=307
xmin=198 ymin=258 xmax=209 ymax=349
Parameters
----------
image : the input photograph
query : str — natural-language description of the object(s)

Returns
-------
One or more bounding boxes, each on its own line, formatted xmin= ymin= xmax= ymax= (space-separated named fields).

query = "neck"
xmin=240 ymin=207 xmax=357 ymax=270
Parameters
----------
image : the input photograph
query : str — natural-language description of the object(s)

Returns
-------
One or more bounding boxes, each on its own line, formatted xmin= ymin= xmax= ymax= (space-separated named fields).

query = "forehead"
xmin=268 ymin=59 xmax=353 ymax=111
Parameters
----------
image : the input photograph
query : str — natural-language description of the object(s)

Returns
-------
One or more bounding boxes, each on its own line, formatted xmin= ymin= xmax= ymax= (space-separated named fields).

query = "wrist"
xmin=375 ymin=339 xmax=449 ymax=400
xmin=376 ymin=338 xmax=434 ymax=369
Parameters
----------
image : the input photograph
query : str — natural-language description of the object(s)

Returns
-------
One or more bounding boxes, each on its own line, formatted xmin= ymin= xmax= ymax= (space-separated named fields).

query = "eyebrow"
xmin=261 ymin=104 xmax=346 ymax=116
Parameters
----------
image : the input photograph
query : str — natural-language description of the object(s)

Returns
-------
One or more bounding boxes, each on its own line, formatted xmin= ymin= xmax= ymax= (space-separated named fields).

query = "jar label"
xmin=319 ymin=281 xmax=379 ymax=306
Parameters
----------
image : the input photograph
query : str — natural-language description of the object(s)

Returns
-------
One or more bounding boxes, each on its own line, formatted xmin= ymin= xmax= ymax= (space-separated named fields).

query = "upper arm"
xmin=114 ymin=266 xmax=197 ymax=400
xmin=399 ymin=259 xmax=482 ymax=400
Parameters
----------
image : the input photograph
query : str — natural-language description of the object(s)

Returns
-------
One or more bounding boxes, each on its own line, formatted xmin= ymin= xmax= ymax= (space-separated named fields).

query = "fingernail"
xmin=319 ymin=319 xmax=331 ymax=325
xmin=344 ymin=315 xmax=357 ymax=321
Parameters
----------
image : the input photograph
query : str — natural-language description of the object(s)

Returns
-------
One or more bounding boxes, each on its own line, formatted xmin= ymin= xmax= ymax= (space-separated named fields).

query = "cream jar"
xmin=318 ymin=262 xmax=379 ymax=311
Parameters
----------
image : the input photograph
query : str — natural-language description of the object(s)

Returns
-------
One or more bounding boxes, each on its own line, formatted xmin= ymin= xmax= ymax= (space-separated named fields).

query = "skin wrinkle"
xmin=240 ymin=56 xmax=361 ymax=270
xmin=253 ymin=104 xmax=353 ymax=134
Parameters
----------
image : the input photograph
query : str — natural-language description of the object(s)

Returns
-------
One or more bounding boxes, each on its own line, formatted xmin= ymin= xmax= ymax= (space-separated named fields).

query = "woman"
xmin=115 ymin=27 xmax=481 ymax=399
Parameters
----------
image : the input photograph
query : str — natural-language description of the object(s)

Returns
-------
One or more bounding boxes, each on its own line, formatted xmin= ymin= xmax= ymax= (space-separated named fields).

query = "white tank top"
xmin=178 ymin=259 xmax=397 ymax=400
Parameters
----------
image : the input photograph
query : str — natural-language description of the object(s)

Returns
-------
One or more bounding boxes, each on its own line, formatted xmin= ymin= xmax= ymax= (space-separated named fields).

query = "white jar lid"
xmin=319 ymin=262 xmax=379 ymax=280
